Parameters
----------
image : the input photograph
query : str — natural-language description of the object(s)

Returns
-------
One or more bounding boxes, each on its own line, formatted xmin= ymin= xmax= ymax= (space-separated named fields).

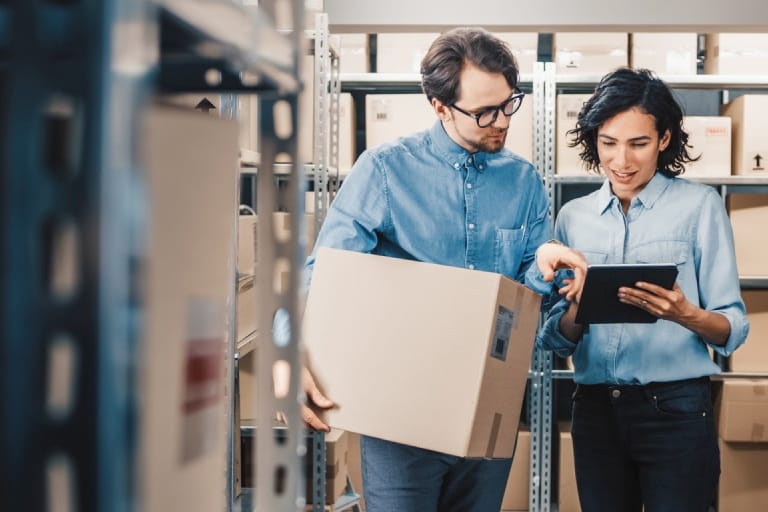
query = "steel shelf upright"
xmin=1 ymin=1 xmax=156 ymax=512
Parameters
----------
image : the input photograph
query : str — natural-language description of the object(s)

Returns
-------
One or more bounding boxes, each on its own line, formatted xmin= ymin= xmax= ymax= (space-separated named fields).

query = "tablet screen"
xmin=575 ymin=264 xmax=679 ymax=324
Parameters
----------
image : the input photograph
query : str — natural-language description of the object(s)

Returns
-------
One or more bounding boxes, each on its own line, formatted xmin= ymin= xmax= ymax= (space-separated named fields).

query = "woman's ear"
xmin=659 ymin=129 xmax=671 ymax=151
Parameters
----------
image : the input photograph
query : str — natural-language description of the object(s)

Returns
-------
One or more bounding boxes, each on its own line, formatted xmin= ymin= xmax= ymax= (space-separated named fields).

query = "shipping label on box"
xmin=683 ymin=116 xmax=732 ymax=177
xmin=303 ymin=248 xmax=541 ymax=458
xmin=716 ymin=379 xmax=768 ymax=442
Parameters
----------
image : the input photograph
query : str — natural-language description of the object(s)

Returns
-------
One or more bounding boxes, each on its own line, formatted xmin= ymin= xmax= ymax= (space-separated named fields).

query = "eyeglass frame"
xmin=449 ymin=89 xmax=526 ymax=128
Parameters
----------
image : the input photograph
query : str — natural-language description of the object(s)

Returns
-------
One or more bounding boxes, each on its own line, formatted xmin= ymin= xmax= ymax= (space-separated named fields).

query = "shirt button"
xmin=453 ymin=162 xmax=460 ymax=169
xmin=611 ymin=389 xmax=621 ymax=398
xmin=468 ymin=157 xmax=474 ymax=164
xmin=478 ymin=164 xmax=484 ymax=170
xmin=466 ymin=183 xmax=473 ymax=189
xmin=468 ymin=264 xmax=475 ymax=270
xmin=468 ymin=223 xmax=475 ymax=230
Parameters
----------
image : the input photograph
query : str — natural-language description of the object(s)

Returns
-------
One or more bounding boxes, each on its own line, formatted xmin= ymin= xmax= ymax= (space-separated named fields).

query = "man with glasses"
xmin=303 ymin=27 xmax=586 ymax=512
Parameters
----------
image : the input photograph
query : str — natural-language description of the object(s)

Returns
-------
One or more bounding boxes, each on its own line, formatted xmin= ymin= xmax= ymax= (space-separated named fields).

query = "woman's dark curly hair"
xmin=420 ymin=27 xmax=519 ymax=106
xmin=568 ymin=67 xmax=698 ymax=176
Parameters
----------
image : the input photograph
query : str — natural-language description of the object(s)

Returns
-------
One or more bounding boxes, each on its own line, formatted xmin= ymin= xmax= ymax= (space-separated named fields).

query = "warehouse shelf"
xmin=340 ymin=72 xmax=535 ymax=92
xmin=554 ymin=73 xmax=768 ymax=90
xmin=159 ymin=0 xmax=299 ymax=93
xmin=553 ymin=369 xmax=768 ymax=380
xmin=739 ymin=277 xmax=768 ymax=289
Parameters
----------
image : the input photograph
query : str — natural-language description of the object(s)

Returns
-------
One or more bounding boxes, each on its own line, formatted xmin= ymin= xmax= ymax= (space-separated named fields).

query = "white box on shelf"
xmin=556 ymin=94 xmax=592 ymax=175
xmin=495 ymin=32 xmax=539 ymax=76
xmin=631 ymin=33 xmax=698 ymax=75
xmin=705 ymin=33 xmax=768 ymax=75
xmin=365 ymin=94 xmax=436 ymax=148
xmin=683 ymin=116 xmax=732 ymax=177
xmin=376 ymin=33 xmax=439 ymax=74
xmin=554 ymin=33 xmax=628 ymax=76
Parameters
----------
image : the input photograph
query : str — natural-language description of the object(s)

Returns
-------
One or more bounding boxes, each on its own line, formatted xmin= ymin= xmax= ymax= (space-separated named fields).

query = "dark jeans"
xmin=571 ymin=376 xmax=720 ymax=512
xmin=360 ymin=435 xmax=513 ymax=512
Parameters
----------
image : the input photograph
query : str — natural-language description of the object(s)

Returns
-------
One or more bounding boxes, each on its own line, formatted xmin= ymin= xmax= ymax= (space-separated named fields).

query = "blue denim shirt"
xmin=306 ymin=120 xmax=552 ymax=284
xmin=530 ymin=172 xmax=749 ymax=385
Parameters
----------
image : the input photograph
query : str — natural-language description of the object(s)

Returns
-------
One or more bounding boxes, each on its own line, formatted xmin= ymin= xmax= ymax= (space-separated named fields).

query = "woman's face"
xmin=597 ymin=107 xmax=670 ymax=208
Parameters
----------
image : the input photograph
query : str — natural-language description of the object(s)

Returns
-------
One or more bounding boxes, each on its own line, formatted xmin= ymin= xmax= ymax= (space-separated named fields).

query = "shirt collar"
xmin=596 ymin=171 xmax=672 ymax=215
xmin=428 ymin=120 xmax=488 ymax=172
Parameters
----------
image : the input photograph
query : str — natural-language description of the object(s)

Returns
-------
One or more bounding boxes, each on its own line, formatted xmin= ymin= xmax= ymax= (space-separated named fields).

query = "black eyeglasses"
xmin=450 ymin=89 xmax=525 ymax=128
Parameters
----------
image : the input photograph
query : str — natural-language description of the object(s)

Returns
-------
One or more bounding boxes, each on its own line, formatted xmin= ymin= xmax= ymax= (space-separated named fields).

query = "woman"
xmin=537 ymin=68 xmax=749 ymax=511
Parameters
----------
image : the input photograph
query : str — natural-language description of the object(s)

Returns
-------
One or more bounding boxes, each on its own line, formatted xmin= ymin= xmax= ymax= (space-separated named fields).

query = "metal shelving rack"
xmin=1 ymin=1 xmax=308 ymax=511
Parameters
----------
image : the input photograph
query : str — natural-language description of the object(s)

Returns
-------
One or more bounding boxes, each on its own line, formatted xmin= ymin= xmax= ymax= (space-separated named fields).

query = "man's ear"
xmin=433 ymin=98 xmax=451 ymax=122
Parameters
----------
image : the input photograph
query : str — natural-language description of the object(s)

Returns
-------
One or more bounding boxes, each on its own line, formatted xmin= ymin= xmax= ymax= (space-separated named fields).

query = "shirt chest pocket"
xmin=494 ymin=227 xmax=524 ymax=276
xmin=630 ymin=240 xmax=689 ymax=266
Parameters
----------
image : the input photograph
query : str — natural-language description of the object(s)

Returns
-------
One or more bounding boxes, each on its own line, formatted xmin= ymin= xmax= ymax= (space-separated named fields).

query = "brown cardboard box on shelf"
xmin=720 ymin=95 xmax=768 ymax=176
xmin=729 ymin=290 xmax=768 ymax=372
xmin=500 ymin=428 xmax=530 ymax=511
xmin=303 ymin=248 xmax=541 ymax=458
xmin=238 ymin=215 xmax=257 ymax=277
xmin=138 ymin=104 xmax=238 ymax=512
xmin=238 ymin=351 xmax=258 ymax=422
xmin=554 ymin=33 xmax=628 ymax=76
xmin=682 ymin=116 xmax=732 ymax=177
xmin=704 ymin=33 xmax=768 ymax=75
xmin=630 ymin=33 xmax=698 ymax=75
xmin=346 ymin=433 xmax=365 ymax=510
xmin=727 ymin=193 xmax=768 ymax=277
xmin=556 ymin=94 xmax=592 ymax=175
xmin=716 ymin=379 xmax=768 ymax=442
xmin=305 ymin=429 xmax=350 ymax=505
xmin=559 ymin=423 xmax=581 ymax=512
xmin=236 ymin=275 xmax=257 ymax=342
xmin=718 ymin=439 xmax=768 ymax=511
xmin=376 ymin=33 xmax=439 ymax=73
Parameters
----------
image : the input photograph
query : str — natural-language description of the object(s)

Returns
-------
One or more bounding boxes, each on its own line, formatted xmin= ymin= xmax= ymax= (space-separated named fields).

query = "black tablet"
xmin=575 ymin=264 xmax=679 ymax=325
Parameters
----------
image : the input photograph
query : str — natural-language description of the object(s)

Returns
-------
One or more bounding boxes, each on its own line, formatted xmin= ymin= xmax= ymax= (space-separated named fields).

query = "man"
xmin=302 ymin=27 xmax=585 ymax=512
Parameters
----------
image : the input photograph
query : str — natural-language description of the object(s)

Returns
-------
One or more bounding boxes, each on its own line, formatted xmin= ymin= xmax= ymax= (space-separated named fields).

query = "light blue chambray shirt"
xmin=305 ymin=120 xmax=552 ymax=284
xmin=530 ymin=172 xmax=749 ymax=385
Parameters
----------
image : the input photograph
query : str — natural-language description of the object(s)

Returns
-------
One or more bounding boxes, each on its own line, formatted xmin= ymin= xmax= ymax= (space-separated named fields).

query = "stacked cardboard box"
xmin=682 ymin=116 xmax=732 ymax=177
xmin=554 ymin=33 xmax=628 ymax=76
xmin=727 ymin=194 xmax=768 ymax=277
xmin=704 ymin=33 xmax=768 ymax=75
xmin=720 ymin=95 xmax=768 ymax=176
xmin=716 ymin=379 xmax=768 ymax=511
xmin=500 ymin=428 xmax=531 ymax=511
xmin=630 ymin=33 xmax=698 ymax=75
xmin=305 ymin=429 xmax=350 ymax=505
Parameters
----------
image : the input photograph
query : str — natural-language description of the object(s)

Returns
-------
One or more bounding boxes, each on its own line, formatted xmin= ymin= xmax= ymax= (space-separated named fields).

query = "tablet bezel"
xmin=574 ymin=263 xmax=679 ymax=325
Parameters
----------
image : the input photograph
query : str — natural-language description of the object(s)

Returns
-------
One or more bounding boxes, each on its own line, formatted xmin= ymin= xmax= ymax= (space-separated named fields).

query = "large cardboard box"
xmin=727 ymin=193 xmax=768 ymax=277
xmin=704 ymin=33 xmax=768 ymax=75
xmin=554 ymin=33 xmax=628 ymax=75
xmin=718 ymin=439 xmax=768 ymax=511
xmin=559 ymin=423 xmax=581 ymax=512
xmin=376 ymin=33 xmax=439 ymax=73
xmin=730 ymin=290 xmax=768 ymax=372
xmin=500 ymin=428 xmax=530 ymax=511
xmin=139 ymin=105 xmax=238 ymax=512
xmin=365 ymin=93 xmax=534 ymax=162
xmin=716 ymin=379 xmax=768 ymax=442
xmin=236 ymin=276 xmax=257 ymax=342
xmin=303 ymin=248 xmax=541 ymax=457
xmin=721 ymin=95 xmax=768 ymax=176
xmin=556 ymin=94 xmax=592 ymax=175
xmin=682 ymin=116 xmax=732 ymax=177
xmin=630 ymin=33 xmax=698 ymax=75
